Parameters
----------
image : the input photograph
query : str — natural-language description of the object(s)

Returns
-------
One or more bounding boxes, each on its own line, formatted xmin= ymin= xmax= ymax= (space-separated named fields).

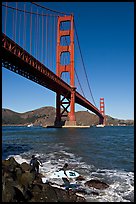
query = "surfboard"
xmin=50 ymin=170 xmax=80 ymax=179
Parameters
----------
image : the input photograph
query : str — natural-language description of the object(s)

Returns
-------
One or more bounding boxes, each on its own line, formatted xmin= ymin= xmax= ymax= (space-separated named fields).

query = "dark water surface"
xmin=2 ymin=126 xmax=134 ymax=202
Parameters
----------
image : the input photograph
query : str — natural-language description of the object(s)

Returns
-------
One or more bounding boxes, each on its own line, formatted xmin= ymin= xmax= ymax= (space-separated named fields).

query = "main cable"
xmin=2 ymin=4 xmax=58 ymax=17
xmin=31 ymin=2 xmax=71 ymax=15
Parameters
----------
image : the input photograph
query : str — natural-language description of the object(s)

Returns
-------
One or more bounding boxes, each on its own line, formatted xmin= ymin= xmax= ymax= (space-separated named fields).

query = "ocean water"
xmin=2 ymin=126 xmax=134 ymax=202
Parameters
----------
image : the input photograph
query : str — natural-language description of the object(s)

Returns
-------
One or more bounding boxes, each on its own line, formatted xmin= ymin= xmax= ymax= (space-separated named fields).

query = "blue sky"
xmin=2 ymin=2 xmax=134 ymax=120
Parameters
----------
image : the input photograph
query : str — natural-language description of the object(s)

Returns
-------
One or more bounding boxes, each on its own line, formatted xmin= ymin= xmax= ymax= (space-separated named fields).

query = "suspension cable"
xmin=30 ymin=5 xmax=32 ymax=54
xmin=19 ymin=13 xmax=21 ymax=45
xmin=2 ymin=2 xmax=96 ymax=106
xmin=42 ymin=11 xmax=44 ymax=64
xmin=36 ymin=8 xmax=38 ymax=59
xmin=15 ymin=2 xmax=17 ymax=42
xmin=34 ymin=16 xmax=36 ymax=58
xmin=12 ymin=12 xmax=15 ymax=41
xmin=75 ymin=70 xmax=85 ymax=98
xmin=23 ymin=4 xmax=26 ymax=49
xmin=2 ymin=4 xmax=58 ymax=17
xmin=31 ymin=2 xmax=71 ymax=15
xmin=74 ymin=20 xmax=97 ymax=107
xmin=4 ymin=2 xmax=7 ymax=34
xmin=46 ymin=15 xmax=48 ymax=66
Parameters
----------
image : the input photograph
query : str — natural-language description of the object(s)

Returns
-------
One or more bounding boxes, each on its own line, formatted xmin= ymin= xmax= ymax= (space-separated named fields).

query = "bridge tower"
xmin=56 ymin=15 xmax=76 ymax=126
xmin=99 ymin=98 xmax=106 ymax=125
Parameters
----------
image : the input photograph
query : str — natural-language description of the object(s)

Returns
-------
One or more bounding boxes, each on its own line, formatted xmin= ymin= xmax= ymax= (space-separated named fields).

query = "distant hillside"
xmin=2 ymin=107 xmax=134 ymax=126
xmin=2 ymin=107 xmax=56 ymax=126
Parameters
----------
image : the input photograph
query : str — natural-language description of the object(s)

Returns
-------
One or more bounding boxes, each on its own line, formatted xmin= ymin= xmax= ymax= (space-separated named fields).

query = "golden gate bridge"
xmin=2 ymin=2 xmax=105 ymax=127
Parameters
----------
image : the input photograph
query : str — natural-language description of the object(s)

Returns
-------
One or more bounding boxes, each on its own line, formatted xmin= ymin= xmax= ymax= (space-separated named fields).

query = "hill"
xmin=2 ymin=107 xmax=134 ymax=127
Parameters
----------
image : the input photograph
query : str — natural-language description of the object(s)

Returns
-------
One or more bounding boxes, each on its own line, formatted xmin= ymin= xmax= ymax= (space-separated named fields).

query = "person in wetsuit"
xmin=30 ymin=155 xmax=42 ymax=175
xmin=60 ymin=163 xmax=68 ymax=177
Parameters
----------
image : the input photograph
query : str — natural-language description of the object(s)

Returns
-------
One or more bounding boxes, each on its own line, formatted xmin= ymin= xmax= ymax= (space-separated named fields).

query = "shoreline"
xmin=2 ymin=124 xmax=134 ymax=127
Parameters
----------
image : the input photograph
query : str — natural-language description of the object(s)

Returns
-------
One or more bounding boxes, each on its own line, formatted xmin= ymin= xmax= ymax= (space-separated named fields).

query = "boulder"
xmin=8 ymin=156 xmax=20 ymax=167
xmin=84 ymin=179 xmax=109 ymax=190
xmin=15 ymin=167 xmax=23 ymax=182
xmin=2 ymin=159 xmax=10 ymax=167
xmin=13 ymin=186 xmax=26 ymax=202
xmin=76 ymin=175 xmax=85 ymax=181
xmin=20 ymin=162 xmax=30 ymax=172
xmin=2 ymin=183 xmax=16 ymax=202
xmin=20 ymin=171 xmax=35 ymax=188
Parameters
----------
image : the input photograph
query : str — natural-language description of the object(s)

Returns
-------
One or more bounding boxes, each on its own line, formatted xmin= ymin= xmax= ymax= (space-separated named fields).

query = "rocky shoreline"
xmin=2 ymin=157 xmax=86 ymax=202
xmin=2 ymin=157 xmax=110 ymax=202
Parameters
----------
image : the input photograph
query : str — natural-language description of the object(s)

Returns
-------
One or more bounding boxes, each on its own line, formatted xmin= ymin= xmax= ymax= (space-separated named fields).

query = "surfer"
xmin=59 ymin=163 xmax=70 ymax=185
xmin=59 ymin=163 xmax=70 ymax=190
xmin=30 ymin=155 xmax=42 ymax=175
xmin=60 ymin=163 xmax=69 ymax=178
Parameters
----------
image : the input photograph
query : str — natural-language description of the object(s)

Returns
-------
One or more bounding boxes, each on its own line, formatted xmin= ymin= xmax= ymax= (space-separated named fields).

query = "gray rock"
xmin=85 ymin=179 xmax=109 ymax=190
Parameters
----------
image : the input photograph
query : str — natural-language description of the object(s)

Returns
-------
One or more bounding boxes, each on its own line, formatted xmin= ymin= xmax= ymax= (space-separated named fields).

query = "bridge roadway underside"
xmin=2 ymin=34 xmax=104 ymax=122
xmin=2 ymin=47 xmax=71 ymax=98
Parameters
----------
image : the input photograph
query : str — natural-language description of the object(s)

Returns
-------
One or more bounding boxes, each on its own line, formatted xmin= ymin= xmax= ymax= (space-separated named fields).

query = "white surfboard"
xmin=50 ymin=170 xmax=79 ymax=179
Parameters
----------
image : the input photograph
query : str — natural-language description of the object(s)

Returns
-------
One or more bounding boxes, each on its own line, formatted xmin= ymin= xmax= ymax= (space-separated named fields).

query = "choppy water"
xmin=2 ymin=126 xmax=134 ymax=202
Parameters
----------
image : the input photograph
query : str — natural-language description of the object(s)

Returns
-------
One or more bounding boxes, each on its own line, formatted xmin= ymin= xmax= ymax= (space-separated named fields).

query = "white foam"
xmin=6 ymin=154 xmax=30 ymax=164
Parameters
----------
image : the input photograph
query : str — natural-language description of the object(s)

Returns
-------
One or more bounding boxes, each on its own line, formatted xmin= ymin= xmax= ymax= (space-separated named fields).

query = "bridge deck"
xmin=2 ymin=33 xmax=104 ymax=120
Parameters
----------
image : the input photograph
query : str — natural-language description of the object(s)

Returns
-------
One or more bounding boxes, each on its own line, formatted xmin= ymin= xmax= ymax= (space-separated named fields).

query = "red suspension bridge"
xmin=2 ymin=2 xmax=105 ymax=127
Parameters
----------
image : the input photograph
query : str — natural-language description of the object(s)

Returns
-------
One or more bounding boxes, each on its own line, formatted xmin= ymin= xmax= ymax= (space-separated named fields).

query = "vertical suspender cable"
xmin=39 ymin=10 xmax=40 ymax=61
xmin=53 ymin=15 xmax=56 ymax=71
xmin=33 ymin=16 xmax=35 ymax=57
xmin=35 ymin=10 xmax=37 ymax=58
xmin=30 ymin=5 xmax=32 ymax=55
xmin=52 ymin=15 xmax=53 ymax=70
xmin=48 ymin=16 xmax=50 ymax=67
xmin=34 ymin=16 xmax=36 ymax=58
xmin=50 ymin=16 xmax=52 ymax=68
xmin=42 ymin=11 xmax=44 ymax=64
xmin=38 ymin=13 xmax=40 ymax=60
xmin=4 ymin=2 xmax=7 ymax=35
xmin=52 ymin=16 xmax=54 ymax=70
xmin=36 ymin=8 xmax=38 ymax=59
xmin=25 ymin=5 xmax=27 ymax=50
xmin=19 ymin=13 xmax=21 ymax=46
xmin=51 ymin=17 xmax=54 ymax=71
xmin=50 ymin=15 xmax=52 ymax=69
xmin=50 ymin=16 xmax=51 ymax=68
xmin=53 ymin=16 xmax=55 ymax=70
xmin=15 ymin=2 xmax=17 ymax=42
xmin=23 ymin=4 xmax=26 ymax=49
xmin=55 ymin=16 xmax=57 ymax=72
xmin=46 ymin=15 xmax=48 ymax=66
xmin=38 ymin=8 xmax=39 ymax=60
xmin=13 ymin=12 xmax=15 ymax=41
xmin=54 ymin=15 xmax=57 ymax=73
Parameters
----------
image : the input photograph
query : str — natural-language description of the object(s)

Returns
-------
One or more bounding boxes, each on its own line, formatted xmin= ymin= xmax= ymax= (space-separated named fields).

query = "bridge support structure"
xmin=99 ymin=98 xmax=106 ymax=125
xmin=55 ymin=15 xmax=76 ymax=126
